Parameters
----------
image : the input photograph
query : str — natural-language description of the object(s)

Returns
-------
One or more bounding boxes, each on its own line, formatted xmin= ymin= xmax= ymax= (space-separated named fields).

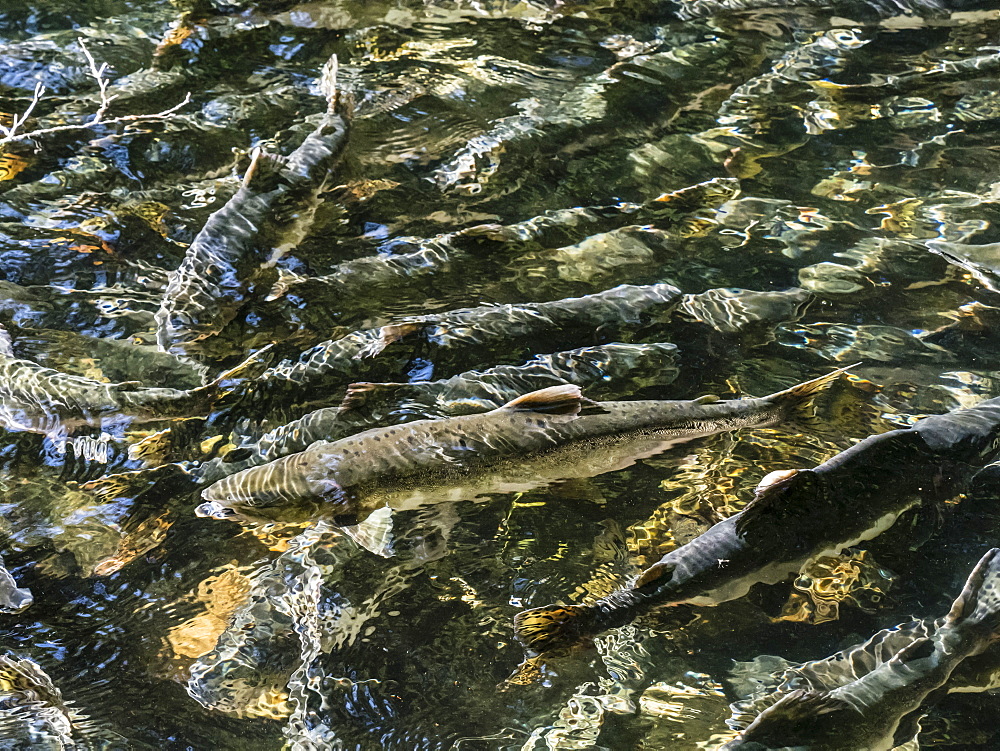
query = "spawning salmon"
xmin=154 ymin=53 xmax=350 ymax=352
xmin=0 ymin=325 xmax=268 ymax=436
xmin=722 ymin=547 xmax=1000 ymax=750
xmin=197 ymin=367 xmax=848 ymax=523
xmin=513 ymin=392 xmax=1000 ymax=656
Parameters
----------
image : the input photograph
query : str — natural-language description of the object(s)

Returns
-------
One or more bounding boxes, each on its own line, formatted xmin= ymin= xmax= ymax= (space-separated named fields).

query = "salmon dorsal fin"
xmin=734 ymin=468 xmax=821 ymax=538
xmin=503 ymin=385 xmax=583 ymax=415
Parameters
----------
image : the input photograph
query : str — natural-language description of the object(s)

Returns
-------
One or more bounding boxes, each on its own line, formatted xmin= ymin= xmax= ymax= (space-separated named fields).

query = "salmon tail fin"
xmin=78 ymin=464 xmax=191 ymax=503
xmin=242 ymin=148 xmax=289 ymax=191
xmin=768 ymin=363 xmax=859 ymax=424
xmin=195 ymin=344 xmax=276 ymax=406
xmin=320 ymin=53 xmax=354 ymax=120
xmin=942 ymin=548 xmax=1000 ymax=642
xmin=355 ymin=323 xmax=423 ymax=359
xmin=513 ymin=604 xmax=599 ymax=655
xmin=320 ymin=53 xmax=339 ymax=112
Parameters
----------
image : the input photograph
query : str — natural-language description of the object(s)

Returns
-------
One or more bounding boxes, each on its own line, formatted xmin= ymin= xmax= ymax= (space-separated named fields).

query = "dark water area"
xmin=2 ymin=0 xmax=1000 ymax=748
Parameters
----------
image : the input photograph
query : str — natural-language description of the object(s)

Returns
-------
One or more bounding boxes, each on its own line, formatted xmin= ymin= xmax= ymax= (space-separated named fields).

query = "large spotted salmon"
xmin=198 ymin=341 xmax=682 ymax=483
xmin=197 ymin=366 xmax=849 ymax=523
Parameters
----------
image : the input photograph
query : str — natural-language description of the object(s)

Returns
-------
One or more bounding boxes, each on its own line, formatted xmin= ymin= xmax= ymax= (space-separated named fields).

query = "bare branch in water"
xmin=0 ymin=81 xmax=46 ymax=141
xmin=78 ymin=38 xmax=119 ymax=123
xmin=0 ymin=40 xmax=191 ymax=147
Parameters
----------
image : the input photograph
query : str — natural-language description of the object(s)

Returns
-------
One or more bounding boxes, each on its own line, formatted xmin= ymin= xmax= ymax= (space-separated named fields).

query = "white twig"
xmin=0 ymin=41 xmax=192 ymax=148
xmin=0 ymin=93 xmax=192 ymax=147
xmin=0 ymin=81 xmax=46 ymax=140
xmin=78 ymin=38 xmax=119 ymax=123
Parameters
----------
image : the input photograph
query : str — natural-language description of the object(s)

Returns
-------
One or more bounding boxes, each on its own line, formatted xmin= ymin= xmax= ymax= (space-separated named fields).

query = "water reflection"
xmin=2 ymin=0 xmax=1000 ymax=747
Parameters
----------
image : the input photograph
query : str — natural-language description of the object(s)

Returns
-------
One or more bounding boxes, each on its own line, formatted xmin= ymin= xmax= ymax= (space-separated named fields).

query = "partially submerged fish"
xmin=0 ymin=653 xmax=75 ymax=746
xmin=721 ymin=547 xmax=1000 ymax=751
xmin=8 ymin=322 xmax=209 ymax=390
xmin=201 ymin=341 xmax=681 ymax=481
xmin=254 ymin=282 xmax=683 ymax=411
xmin=669 ymin=0 xmax=984 ymax=22
xmin=197 ymin=366 xmax=848 ymax=522
xmin=0 ymin=555 xmax=31 ymax=614
xmin=513 ymin=393 xmax=1000 ymax=656
xmin=269 ymin=178 xmax=739 ymax=309
xmin=154 ymin=53 xmax=350 ymax=352
xmin=0 ymin=325 xmax=267 ymax=436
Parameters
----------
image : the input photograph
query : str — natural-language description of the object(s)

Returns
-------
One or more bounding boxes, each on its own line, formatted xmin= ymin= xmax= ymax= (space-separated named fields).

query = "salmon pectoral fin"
xmin=503 ymin=384 xmax=583 ymax=416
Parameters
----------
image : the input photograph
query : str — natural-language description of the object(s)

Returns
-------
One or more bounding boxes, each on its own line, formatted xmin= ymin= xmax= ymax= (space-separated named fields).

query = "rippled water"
xmin=3 ymin=0 xmax=1000 ymax=748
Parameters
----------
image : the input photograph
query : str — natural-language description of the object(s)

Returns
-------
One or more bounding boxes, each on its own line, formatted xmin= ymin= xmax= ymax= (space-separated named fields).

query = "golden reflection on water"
xmin=775 ymin=548 xmax=895 ymax=625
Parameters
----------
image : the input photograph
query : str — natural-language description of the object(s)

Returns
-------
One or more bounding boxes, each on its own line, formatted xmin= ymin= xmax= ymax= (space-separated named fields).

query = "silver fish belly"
xmin=198 ymin=342 xmax=681 ymax=482
xmin=513 ymin=395 xmax=1000 ymax=656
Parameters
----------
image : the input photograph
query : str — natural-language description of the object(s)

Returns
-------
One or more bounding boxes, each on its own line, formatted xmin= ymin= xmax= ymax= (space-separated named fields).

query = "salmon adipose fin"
xmin=512 ymin=603 xmax=600 ymax=655
xmin=766 ymin=363 xmax=859 ymax=425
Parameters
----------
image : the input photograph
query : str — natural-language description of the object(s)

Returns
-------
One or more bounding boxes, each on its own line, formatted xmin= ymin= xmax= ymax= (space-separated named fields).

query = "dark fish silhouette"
xmin=0 ymin=325 xmax=267 ymax=436
xmin=514 ymin=393 xmax=1000 ymax=655
xmin=0 ymin=555 xmax=31 ymax=614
